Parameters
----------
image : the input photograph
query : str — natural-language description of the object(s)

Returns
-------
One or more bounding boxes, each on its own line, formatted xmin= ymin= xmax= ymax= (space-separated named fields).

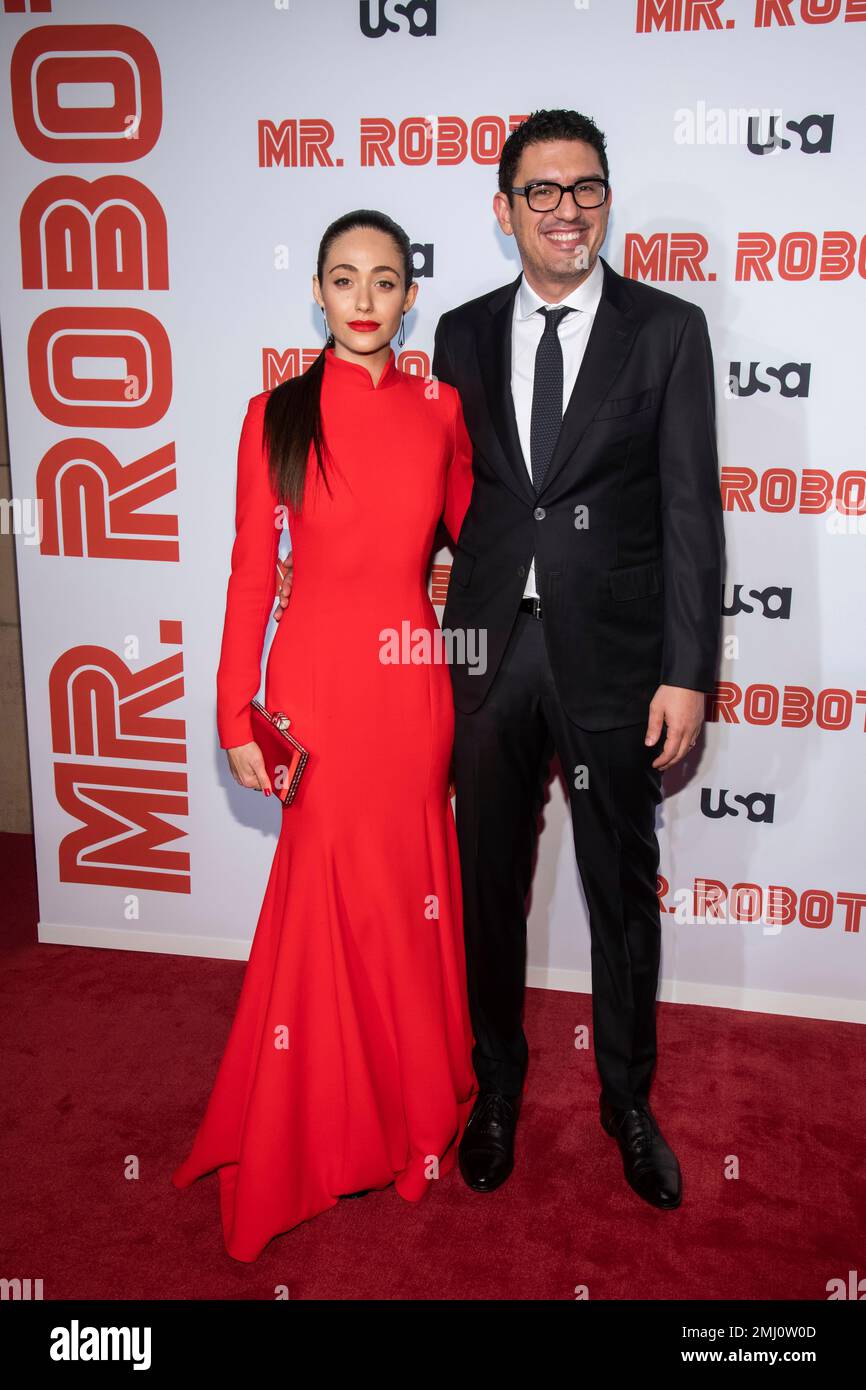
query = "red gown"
xmin=171 ymin=346 xmax=478 ymax=1261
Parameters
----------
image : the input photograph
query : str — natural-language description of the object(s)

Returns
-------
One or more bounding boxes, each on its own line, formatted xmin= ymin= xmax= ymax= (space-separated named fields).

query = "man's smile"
xmin=541 ymin=226 xmax=588 ymax=246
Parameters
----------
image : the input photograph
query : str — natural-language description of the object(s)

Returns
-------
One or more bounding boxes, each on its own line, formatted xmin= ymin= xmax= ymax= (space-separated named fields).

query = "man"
xmin=275 ymin=108 xmax=724 ymax=1211
xmin=431 ymin=108 xmax=724 ymax=1211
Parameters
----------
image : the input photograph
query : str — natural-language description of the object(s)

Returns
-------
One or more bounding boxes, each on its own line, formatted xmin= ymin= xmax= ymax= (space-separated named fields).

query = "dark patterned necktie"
xmin=530 ymin=305 xmax=574 ymax=493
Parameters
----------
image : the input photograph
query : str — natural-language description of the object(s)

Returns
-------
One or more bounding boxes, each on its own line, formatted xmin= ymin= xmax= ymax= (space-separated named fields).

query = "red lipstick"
xmin=348 ymin=320 xmax=380 ymax=332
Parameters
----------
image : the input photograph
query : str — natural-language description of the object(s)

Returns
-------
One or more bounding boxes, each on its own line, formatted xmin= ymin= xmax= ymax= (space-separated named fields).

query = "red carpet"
xmin=1 ymin=830 xmax=863 ymax=1300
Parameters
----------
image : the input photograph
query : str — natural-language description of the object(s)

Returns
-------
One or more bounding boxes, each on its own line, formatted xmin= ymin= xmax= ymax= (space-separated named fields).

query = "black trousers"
xmin=452 ymin=610 xmax=664 ymax=1111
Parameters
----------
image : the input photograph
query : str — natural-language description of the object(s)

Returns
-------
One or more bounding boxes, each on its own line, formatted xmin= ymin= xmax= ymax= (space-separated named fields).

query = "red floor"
xmin=1 ymin=830 xmax=863 ymax=1300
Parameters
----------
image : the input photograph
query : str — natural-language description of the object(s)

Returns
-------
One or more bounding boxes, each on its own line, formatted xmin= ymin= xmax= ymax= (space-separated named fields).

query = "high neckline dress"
xmin=171 ymin=346 xmax=478 ymax=1261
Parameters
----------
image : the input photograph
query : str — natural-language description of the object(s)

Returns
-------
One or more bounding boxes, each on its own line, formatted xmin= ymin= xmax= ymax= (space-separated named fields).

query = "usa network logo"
xmin=725 ymin=360 xmax=810 ymax=398
xmin=747 ymin=112 xmax=833 ymax=156
xmin=700 ymin=789 xmax=775 ymax=823
xmin=722 ymin=585 xmax=791 ymax=620
xmin=360 ymin=0 xmax=437 ymax=36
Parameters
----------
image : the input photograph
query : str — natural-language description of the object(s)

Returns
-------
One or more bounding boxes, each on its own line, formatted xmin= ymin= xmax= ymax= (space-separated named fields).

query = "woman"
xmin=171 ymin=210 xmax=478 ymax=1261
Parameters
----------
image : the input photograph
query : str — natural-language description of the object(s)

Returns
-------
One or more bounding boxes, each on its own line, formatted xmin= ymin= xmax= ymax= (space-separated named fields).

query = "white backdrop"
xmin=1 ymin=0 xmax=864 ymax=1023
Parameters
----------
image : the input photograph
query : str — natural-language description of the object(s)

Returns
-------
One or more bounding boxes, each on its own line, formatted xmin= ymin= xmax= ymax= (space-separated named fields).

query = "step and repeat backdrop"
xmin=1 ymin=0 xmax=863 ymax=1021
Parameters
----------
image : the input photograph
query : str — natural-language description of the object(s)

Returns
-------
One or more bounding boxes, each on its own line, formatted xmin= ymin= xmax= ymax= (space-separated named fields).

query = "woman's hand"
xmin=273 ymin=552 xmax=293 ymax=621
xmin=226 ymin=742 xmax=272 ymax=796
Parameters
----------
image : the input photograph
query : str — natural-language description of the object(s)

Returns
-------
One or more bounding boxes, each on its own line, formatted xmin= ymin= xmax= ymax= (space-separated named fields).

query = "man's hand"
xmin=226 ymin=741 xmax=272 ymax=795
xmin=273 ymin=551 xmax=293 ymax=621
xmin=645 ymin=685 xmax=705 ymax=770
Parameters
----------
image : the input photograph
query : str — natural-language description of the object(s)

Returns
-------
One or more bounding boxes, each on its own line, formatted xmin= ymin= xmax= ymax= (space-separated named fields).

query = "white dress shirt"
xmin=511 ymin=255 xmax=604 ymax=599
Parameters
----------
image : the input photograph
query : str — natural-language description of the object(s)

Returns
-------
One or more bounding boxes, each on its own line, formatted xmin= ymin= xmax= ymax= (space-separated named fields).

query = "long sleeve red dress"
xmin=171 ymin=345 xmax=478 ymax=1261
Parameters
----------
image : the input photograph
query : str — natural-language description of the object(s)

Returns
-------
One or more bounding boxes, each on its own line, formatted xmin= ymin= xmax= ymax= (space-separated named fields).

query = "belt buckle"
xmin=526 ymin=596 xmax=542 ymax=619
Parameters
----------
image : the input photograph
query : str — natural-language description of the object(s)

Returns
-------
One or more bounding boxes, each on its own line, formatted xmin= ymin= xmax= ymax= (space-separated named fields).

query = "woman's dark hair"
xmin=262 ymin=209 xmax=413 ymax=513
xmin=498 ymin=109 xmax=609 ymax=202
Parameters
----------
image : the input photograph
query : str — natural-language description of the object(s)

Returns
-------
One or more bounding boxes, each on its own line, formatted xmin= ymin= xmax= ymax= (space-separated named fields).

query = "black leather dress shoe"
xmin=600 ymin=1096 xmax=682 ymax=1210
xmin=458 ymin=1091 xmax=521 ymax=1193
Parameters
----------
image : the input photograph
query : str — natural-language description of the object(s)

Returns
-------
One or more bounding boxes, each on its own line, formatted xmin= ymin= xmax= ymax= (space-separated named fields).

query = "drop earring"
xmin=397 ymin=311 xmax=406 ymax=348
xmin=320 ymin=305 xmax=334 ymax=348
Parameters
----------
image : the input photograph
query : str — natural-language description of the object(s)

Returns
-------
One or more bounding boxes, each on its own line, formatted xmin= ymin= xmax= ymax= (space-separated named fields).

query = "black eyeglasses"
xmin=511 ymin=178 xmax=609 ymax=212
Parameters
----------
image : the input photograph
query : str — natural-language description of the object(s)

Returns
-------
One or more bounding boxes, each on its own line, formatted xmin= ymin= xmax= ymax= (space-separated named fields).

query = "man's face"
xmin=493 ymin=137 xmax=611 ymax=293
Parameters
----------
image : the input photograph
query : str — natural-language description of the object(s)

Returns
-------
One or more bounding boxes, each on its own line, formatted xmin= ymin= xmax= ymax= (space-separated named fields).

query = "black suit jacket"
xmin=433 ymin=255 xmax=726 ymax=730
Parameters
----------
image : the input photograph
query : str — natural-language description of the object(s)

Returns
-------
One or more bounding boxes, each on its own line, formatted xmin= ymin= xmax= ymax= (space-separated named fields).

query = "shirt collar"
xmin=322 ymin=345 xmax=401 ymax=390
xmin=515 ymin=254 xmax=604 ymax=321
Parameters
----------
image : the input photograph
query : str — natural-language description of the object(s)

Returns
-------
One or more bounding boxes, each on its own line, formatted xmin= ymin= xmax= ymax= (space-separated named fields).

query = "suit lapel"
xmin=536 ymin=257 xmax=638 ymax=497
xmin=477 ymin=273 xmax=536 ymax=504
xmin=476 ymin=257 xmax=639 ymax=503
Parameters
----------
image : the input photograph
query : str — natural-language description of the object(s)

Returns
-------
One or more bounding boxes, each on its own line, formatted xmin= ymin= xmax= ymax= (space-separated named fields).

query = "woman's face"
xmin=313 ymin=226 xmax=418 ymax=357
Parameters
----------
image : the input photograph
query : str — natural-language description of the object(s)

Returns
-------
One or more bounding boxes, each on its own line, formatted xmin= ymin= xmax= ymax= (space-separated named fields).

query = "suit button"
xmin=517 ymin=565 xmax=526 ymax=578
xmin=534 ymin=506 xmax=546 ymax=520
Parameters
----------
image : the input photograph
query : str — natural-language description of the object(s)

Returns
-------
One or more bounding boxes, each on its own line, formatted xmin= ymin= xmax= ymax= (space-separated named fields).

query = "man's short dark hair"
xmin=498 ymin=109 xmax=609 ymax=204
